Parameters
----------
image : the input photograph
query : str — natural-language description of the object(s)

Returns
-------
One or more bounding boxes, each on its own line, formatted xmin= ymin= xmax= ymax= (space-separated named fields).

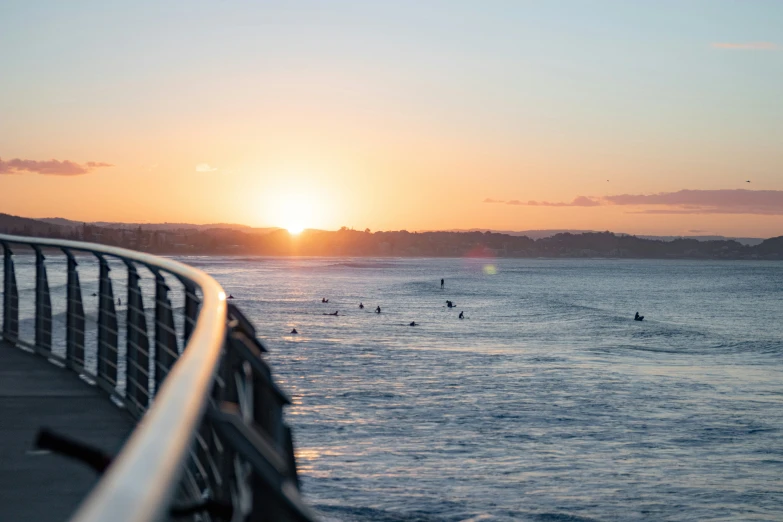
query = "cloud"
xmin=0 ymin=157 xmax=113 ymax=176
xmin=195 ymin=163 xmax=218 ymax=172
xmin=711 ymin=42 xmax=777 ymax=50
xmin=483 ymin=198 xmax=505 ymax=204
xmin=486 ymin=189 xmax=783 ymax=215
xmin=524 ymin=196 xmax=602 ymax=207
xmin=607 ymin=189 xmax=783 ymax=215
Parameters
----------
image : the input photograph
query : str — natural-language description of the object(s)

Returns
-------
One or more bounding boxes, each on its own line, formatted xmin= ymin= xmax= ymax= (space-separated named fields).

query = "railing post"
xmin=182 ymin=280 xmax=199 ymax=345
xmin=63 ymin=248 xmax=86 ymax=370
xmin=95 ymin=254 xmax=119 ymax=391
xmin=151 ymin=269 xmax=178 ymax=394
xmin=125 ymin=262 xmax=150 ymax=415
xmin=1 ymin=242 xmax=19 ymax=345
xmin=32 ymin=246 xmax=52 ymax=355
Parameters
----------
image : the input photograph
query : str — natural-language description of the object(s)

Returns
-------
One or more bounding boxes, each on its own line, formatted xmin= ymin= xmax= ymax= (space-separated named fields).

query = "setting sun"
xmin=287 ymin=224 xmax=305 ymax=235
xmin=272 ymin=191 xmax=316 ymax=235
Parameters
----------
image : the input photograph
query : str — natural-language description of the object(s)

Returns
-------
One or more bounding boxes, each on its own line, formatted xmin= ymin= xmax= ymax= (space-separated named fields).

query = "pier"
xmin=0 ymin=234 xmax=316 ymax=522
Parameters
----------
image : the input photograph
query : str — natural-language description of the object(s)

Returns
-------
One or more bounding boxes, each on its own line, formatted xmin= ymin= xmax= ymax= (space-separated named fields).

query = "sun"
xmin=287 ymin=224 xmax=305 ymax=235
xmin=276 ymin=193 xmax=314 ymax=235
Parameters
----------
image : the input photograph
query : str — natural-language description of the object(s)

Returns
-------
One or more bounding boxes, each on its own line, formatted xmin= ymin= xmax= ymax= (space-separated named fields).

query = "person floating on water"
xmin=459 ymin=311 xmax=464 ymax=319
xmin=290 ymin=328 xmax=298 ymax=334
xmin=441 ymin=278 xmax=444 ymax=289
xmin=409 ymin=321 xmax=417 ymax=326
xmin=634 ymin=312 xmax=644 ymax=321
xmin=375 ymin=306 xmax=381 ymax=314
xmin=359 ymin=302 xmax=364 ymax=309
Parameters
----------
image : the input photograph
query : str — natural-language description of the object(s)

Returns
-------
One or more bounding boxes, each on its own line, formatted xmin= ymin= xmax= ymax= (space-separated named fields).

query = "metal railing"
xmin=0 ymin=234 xmax=316 ymax=522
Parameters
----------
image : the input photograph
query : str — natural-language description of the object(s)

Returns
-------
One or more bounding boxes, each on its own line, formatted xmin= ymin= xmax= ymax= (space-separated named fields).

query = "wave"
xmin=327 ymin=262 xmax=401 ymax=269
xmin=314 ymin=504 xmax=602 ymax=522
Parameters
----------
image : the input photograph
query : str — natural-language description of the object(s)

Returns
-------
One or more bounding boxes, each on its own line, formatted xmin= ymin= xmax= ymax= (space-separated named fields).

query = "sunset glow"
xmin=0 ymin=2 xmax=781 ymax=236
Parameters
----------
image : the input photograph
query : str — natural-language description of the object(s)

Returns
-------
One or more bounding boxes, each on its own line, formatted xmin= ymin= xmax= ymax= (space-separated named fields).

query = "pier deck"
xmin=0 ymin=342 xmax=134 ymax=521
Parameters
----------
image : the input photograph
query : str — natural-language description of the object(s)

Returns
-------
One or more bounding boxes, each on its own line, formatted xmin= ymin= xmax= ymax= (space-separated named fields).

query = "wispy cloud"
xmin=711 ymin=42 xmax=777 ymax=50
xmin=527 ymin=196 xmax=602 ymax=207
xmin=484 ymin=189 xmax=783 ymax=215
xmin=195 ymin=163 xmax=218 ymax=172
xmin=0 ymin=157 xmax=113 ymax=176
xmin=604 ymin=189 xmax=783 ymax=214
xmin=495 ymin=196 xmax=602 ymax=207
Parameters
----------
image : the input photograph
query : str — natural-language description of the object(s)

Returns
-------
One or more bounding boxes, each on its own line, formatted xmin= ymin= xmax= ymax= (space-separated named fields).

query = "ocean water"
xmin=5 ymin=255 xmax=783 ymax=520
xmin=196 ymin=257 xmax=783 ymax=521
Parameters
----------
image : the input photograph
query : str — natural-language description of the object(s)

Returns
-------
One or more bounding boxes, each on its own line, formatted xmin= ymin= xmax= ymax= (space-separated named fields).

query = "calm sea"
xmin=203 ymin=257 xmax=783 ymax=522
xmin=10 ymin=256 xmax=783 ymax=521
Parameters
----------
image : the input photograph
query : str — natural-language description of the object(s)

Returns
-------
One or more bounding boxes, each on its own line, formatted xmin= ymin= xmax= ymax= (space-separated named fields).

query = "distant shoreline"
xmin=1 ymin=213 xmax=781 ymax=261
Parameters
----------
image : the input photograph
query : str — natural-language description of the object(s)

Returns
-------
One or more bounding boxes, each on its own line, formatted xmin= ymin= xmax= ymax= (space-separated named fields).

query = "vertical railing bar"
xmin=150 ymin=268 xmax=179 ymax=395
xmin=95 ymin=254 xmax=119 ymax=393
xmin=32 ymin=246 xmax=52 ymax=355
xmin=1 ymin=242 xmax=19 ymax=345
xmin=124 ymin=261 xmax=150 ymax=414
xmin=63 ymin=248 xmax=86 ymax=371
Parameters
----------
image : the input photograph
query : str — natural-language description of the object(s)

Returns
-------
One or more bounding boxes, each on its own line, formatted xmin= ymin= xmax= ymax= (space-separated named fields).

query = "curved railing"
xmin=0 ymin=234 xmax=316 ymax=522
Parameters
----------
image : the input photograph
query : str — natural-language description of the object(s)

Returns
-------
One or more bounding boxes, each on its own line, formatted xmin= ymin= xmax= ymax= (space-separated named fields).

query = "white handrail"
xmin=0 ymin=234 xmax=227 ymax=522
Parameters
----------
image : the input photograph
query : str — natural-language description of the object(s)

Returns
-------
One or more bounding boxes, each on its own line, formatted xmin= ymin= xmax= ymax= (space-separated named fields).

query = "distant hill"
xmin=635 ymin=235 xmax=764 ymax=246
xmin=1 ymin=213 xmax=779 ymax=259
xmin=443 ymin=228 xmax=764 ymax=246
xmin=0 ymin=213 xmax=66 ymax=236
xmin=441 ymin=228 xmax=596 ymax=239
xmin=38 ymin=217 xmax=280 ymax=234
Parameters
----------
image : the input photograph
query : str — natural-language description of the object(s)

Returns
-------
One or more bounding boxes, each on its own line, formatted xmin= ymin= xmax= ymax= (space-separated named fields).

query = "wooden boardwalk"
xmin=0 ymin=342 xmax=135 ymax=521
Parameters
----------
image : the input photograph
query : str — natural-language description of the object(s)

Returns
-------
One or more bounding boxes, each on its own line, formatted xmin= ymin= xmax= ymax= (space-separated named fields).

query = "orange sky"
xmin=1 ymin=2 xmax=782 ymax=237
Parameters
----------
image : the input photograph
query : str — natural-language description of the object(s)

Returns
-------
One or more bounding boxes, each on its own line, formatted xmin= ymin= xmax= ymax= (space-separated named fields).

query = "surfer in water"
xmin=409 ymin=321 xmax=417 ymax=326
xmin=359 ymin=302 xmax=364 ymax=309
xmin=375 ymin=306 xmax=381 ymax=314
xmin=290 ymin=328 xmax=298 ymax=334
xmin=227 ymin=294 xmax=234 ymax=299
xmin=323 ymin=310 xmax=339 ymax=316
xmin=446 ymin=300 xmax=455 ymax=308
xmin=459 ymin=311 xmax=464 ymax=319
xmin=634 ymin=312 xmax=644 ymax=321
xmin=321 ymin=298 xmax=329 ymax=303
xmin=441 ymin=278 xmax=444 ymax=289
